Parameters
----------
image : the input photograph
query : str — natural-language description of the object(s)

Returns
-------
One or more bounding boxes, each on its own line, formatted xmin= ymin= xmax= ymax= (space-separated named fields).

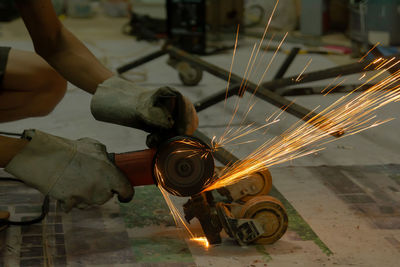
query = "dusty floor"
xmin=1 ymin=10 xmax=400 ymax=267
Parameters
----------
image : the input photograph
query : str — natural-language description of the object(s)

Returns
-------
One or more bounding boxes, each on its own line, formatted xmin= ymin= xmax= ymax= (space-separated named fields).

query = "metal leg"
xmin=117 ymin=49 xmax=168 ymax=74
xmin=194 ymin=84 xmax=240 ymax=112
xmin=261 ymin=54 xmax=400 ymax=91
xmin=273 ymin=47 xmax=300 ymax=81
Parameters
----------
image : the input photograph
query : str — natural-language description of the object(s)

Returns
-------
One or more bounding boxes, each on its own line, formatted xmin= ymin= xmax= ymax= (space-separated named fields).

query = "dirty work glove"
xmin=91 ymin=76 xmax=199 ymax=139
xmin=4 ymin=130 xmax=134 ymax=212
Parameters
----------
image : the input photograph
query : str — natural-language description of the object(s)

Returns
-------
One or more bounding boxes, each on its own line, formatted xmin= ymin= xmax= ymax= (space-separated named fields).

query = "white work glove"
xmin=91 ymin=76 xmax=199 ymax=146
xmin=4 ymin=130 xmax=134 ymax=212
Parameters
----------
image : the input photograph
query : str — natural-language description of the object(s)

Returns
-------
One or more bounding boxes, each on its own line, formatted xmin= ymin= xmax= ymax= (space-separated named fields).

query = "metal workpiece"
xmin=183 ymin=192 xmax=223 ymax=245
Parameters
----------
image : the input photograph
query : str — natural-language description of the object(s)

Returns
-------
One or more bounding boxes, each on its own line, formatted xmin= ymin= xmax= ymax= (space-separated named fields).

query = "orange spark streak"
xmin=295 ymin=58 xmax=312 ymax=82
xmin=375 ymin=57 xmax=395 ymax=70
xmin=364 ymin=57 xmax=383 ymax=69
xmin=206 ymin=61 xmax=400 ymax=191
xmin=224 ymin=25 xmax=240 ymax=109
xmin=323 ymin=78 xmax=347 ymax=96
xmin=158 ymin=186 xmax=210 ymax=248
xmin=321 ymin=75 xmax=341 ymax=93
xmin=359 ymin=42 xmax=380 ymax=62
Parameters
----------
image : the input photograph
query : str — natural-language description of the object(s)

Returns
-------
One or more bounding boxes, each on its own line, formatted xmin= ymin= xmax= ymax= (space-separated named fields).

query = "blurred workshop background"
xmin=1 ymin=0 xmax=400 ymax=266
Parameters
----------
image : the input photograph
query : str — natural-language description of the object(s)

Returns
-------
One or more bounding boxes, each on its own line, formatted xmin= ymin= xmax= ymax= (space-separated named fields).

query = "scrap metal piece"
xmin=183 ymin=192 xmax=222 ymax=244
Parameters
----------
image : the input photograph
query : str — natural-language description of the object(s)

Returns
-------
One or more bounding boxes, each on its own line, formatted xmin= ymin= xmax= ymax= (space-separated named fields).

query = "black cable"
xmin=0 ymin=178 xmax=50 ymax=227
xmin=6 ymin=196 xmax=49 ymax=226
xmin=0 ymin=131 xmax=22 ymax=137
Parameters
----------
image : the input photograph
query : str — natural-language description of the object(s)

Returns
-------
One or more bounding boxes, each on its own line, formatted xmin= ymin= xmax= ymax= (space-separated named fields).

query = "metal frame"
xmin=117 ymin=44 xmax=398 ymax=154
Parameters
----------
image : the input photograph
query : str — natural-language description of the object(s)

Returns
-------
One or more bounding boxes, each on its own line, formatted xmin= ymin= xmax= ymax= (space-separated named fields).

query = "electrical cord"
xmin=0 ymin=177 xmax=50 ymax=227
xmin=0 ymin=131 xmax=22 ymax=137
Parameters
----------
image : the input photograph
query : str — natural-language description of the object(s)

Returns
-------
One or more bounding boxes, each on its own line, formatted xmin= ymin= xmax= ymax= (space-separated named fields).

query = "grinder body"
xmin=110 ymin=136 xmax=215 ymax=197
xmin=111 ymin=149 xmax=157 ymax=187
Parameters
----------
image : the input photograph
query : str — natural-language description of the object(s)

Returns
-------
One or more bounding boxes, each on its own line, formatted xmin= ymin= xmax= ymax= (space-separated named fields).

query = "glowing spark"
xmin=359 ymin=73 xmax=366 ymax=80
xmin=323 ymin=78 xmax=347 ymax=96
xmin=375 ymin=57 xmax=395 ymax=70
xmin=295 ymin=58 xmax=312 ymax=82
xmin=190 ymin=237 xmax=210 ymax=248
xmin=321 ymin=75 xmax=341 ymax=94
xmin=364 ymin=57 xmax=383 ymax=70
xmin=224 ymin=25 xmax=240 ymax=108
xmin=359 ymin=42 xmax=380 ymax=62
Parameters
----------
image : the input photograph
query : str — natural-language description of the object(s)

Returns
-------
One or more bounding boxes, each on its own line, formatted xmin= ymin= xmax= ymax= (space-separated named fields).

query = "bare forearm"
xmin=0 ymin=136 xmax=28 ymax=167
xmin=36 ymin=27 xmax=113 ymax=94
xmin=15 ymin=0 xmax=113 ymax=94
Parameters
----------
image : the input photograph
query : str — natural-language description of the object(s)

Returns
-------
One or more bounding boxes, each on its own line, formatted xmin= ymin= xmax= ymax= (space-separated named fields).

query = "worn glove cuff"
xmin=4 ymin=130 xmax=76 ymax=195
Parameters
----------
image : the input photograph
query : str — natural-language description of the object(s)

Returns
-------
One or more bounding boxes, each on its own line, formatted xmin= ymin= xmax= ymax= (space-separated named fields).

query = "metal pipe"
xmin=273 ymin=47 xmax=300 ymax=80
xmin=194 ymin=84 xmax=240 ymax=112
xmin=117 ymin=49 xmax=168 ymax=74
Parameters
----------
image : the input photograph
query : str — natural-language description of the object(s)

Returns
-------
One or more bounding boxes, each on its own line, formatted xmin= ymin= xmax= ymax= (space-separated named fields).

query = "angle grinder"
xmin=109 ymin=136 xmax=215 ymax=197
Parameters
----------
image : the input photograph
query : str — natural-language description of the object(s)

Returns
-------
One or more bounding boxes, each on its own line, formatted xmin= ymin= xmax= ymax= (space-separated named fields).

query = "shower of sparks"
xmin=219 ymin=0 xmax=283 ymax=149
xmin=294 ymin=58 xmax=312 ymax=82
xmin=158 ymin=185 xmax=210 ymax=249
xmin=205 ymin=56 xmax=400 ymax=191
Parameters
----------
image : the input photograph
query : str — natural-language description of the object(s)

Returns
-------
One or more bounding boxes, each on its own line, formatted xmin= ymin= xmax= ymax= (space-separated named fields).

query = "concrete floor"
xmin=1 ymin=11 xmax=400 ymax=267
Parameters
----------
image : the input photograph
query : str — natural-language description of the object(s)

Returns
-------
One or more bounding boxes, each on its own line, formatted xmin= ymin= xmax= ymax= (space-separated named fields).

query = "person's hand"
xmin=91 ymin=76 xmax=199 ymax=143
xmin=5 ymin=130 xmax=134 ymax=212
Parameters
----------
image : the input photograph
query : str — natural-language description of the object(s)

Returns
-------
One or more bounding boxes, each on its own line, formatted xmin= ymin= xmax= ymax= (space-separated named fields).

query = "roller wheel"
xmin=178 ymin=64 xmax=203 ymax=86
xmin=239 ymin=196 xmax=288 ymax=244
xmin=240 ymin=169 xmax=273 ymax=202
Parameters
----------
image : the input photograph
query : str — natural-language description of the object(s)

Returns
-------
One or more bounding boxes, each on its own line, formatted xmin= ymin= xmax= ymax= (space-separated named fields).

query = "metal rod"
xmin=117 ymin=49 xmax=168 ymax=74
xmin=261 ymin=54 xmax=400 ymax=91
xmin=273 ymin=47 xmax=300 ymax=80
xmin=194 ymin=84 xmax=240 ymax=112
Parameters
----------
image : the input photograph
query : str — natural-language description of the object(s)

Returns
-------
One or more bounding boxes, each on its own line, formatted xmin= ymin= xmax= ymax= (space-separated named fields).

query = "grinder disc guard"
xmin=154 ymin=136 xmax=214 ymax=196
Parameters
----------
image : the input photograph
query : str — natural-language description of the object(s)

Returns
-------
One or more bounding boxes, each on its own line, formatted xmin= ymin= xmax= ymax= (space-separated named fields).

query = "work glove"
xmin=90 ymin=76 xmax=199 ymax=146
xmin=4 ymin=130 xmax=134 ymax=212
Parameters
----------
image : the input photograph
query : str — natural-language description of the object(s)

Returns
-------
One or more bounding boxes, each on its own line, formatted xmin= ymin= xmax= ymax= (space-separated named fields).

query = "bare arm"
xmin=15 ymin=0 xmax=113 ymax=94
xmin=0 ymin=136 xmax=28 ymax=167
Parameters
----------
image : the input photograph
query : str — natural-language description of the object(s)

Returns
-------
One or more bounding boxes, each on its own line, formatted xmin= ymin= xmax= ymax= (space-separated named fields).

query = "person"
xmin=0 ymin=0 xmax=198 ymax=211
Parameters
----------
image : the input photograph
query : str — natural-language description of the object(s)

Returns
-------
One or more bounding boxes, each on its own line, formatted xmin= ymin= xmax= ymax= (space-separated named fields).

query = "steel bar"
xmin=166 ymin=46 xmax=334 ymax=130
xmin=194 ymin=84 xmax=240 ymax=112
xmin=261 ymin=54 xmax=400 ymax=91
xmin=117 ymin=49 xmax=168 ymax=74
xmin=273 ymin=47 xmax=300 ymax=81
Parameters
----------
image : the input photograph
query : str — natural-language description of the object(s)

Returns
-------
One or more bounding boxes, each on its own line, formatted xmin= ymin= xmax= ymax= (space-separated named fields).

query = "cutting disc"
xmin=154 ymin=136 xmax=215 ymax=197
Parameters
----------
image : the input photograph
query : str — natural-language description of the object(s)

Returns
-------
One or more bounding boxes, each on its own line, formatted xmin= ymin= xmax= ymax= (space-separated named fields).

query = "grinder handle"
xmin=111 ymin=149 xmax=157 ymax=187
